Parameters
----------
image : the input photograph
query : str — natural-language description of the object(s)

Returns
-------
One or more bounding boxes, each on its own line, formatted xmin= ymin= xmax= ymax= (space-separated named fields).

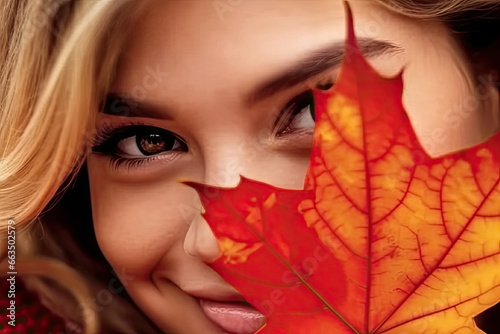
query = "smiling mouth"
xmin=199 ymin=298 xmax=266 ymax=334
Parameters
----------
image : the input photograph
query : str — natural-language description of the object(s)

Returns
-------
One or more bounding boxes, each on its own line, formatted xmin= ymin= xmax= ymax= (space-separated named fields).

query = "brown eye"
xmin=137 ymin=133 xmax=169 ymax=155
xmin=95 ymin=125 xmax=187 ymax=158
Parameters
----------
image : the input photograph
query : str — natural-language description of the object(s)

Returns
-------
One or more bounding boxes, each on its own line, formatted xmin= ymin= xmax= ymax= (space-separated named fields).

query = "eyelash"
xmin=274 ymin=90 xmax=315 ymax=136
xmin=91 ymin=122 xmax=187 ymax=170
xmin=91 ymin=90 xmax=316 ymax=170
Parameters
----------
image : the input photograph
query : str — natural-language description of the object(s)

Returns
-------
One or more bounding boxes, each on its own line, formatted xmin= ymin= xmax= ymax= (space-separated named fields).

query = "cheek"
xmin=87 ymin=161 xmax=200 ymax=277
xmin=403 ymin=41 xmax=478 ymax=155
xmin=372 ymin=13 xmax=483 ymax=156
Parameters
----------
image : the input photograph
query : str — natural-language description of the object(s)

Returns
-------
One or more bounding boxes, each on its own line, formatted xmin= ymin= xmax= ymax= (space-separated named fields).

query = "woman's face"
xmin=86 ymin=0 xmax=498 ymax=333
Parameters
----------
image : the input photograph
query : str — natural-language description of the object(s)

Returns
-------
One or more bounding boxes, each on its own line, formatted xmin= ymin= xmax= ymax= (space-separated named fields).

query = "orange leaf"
xmin=186 ymin=3 xmax=500 ymax=333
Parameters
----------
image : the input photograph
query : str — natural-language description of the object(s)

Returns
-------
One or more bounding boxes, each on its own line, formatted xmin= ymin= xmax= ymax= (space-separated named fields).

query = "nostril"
xmin=184 ymin=214 xmax=221 ymax=263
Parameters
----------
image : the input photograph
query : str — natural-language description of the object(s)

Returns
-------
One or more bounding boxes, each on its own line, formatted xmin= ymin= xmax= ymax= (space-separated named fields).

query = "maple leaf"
xmin=186 ymin=3 xmax=500 ymax=333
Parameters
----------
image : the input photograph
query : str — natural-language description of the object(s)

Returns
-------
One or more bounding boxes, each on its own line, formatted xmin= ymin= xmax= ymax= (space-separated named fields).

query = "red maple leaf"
xmin=186 ymin=3 xmax=500 ymax=333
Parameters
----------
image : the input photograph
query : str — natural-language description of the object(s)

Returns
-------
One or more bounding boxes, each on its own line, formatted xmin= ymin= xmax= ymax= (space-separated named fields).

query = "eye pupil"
xmin=147 ymin=134 xmax=162 ymax=145
xmin=137 ymin=133 xmax=169 ymax=155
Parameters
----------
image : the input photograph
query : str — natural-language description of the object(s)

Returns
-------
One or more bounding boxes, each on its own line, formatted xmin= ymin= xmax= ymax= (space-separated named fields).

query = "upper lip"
xmin=182 ymin=286 xmax=247 ymax=303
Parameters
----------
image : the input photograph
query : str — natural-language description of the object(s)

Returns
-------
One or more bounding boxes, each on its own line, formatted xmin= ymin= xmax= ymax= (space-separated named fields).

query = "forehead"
xmin=111 ymin=0 xmax=359 ymax=100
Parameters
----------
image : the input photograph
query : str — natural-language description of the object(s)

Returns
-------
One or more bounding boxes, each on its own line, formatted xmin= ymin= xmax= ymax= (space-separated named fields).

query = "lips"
xmin=199 ymin=299 xmax=266 ymax=334
xmin=181 ymin=284 xmax=266 ymax=333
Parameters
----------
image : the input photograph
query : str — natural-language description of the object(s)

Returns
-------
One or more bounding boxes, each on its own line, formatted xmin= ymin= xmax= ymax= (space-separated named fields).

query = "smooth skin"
xmin=86 ymin=0 xmax=499 ymax=333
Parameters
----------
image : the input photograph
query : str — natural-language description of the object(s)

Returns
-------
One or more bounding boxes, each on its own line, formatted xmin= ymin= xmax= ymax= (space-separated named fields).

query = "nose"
xmin=183 ymin=144 xmax=244 ymax=263
xmin=184 ymin=213 xmax=221 ymax=263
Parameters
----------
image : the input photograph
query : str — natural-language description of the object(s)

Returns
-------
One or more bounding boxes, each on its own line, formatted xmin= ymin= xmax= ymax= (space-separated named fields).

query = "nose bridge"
xmin=184 ymin=133 xmax=254 ymax=262
xmin=201 ymin=134 xmax=251 ymax=188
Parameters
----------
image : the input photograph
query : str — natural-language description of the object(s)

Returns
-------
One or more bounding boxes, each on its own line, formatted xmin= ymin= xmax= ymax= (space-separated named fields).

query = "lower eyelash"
xmin=107 ymin=151 xmax=183 ymax=171
xmin=109 ymin=156 xmax=150 ymax=171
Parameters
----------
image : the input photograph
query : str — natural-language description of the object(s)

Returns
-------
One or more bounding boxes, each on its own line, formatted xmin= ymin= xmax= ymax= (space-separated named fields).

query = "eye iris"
xmin=137 ymin=133 xmax=169 ymax=155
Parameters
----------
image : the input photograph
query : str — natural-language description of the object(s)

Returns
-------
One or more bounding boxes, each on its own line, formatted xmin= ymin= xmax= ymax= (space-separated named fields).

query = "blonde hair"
xmin=0 ymin=0 xmax=156 ymax=333
xmin=379 ymin=0 xmax=500 ymax=17
xmin=0 ymin=0 xmax=499 ymax=333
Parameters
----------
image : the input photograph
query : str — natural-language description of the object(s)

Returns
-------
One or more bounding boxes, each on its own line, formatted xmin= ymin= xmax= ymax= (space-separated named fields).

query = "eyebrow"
xmin=102 ymin=38 xmax=402 ymax=119
xmin=101 ymin=93 xmax=172 ymax=119
xmin=247 ymin=38 xmax=402 ymax=104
